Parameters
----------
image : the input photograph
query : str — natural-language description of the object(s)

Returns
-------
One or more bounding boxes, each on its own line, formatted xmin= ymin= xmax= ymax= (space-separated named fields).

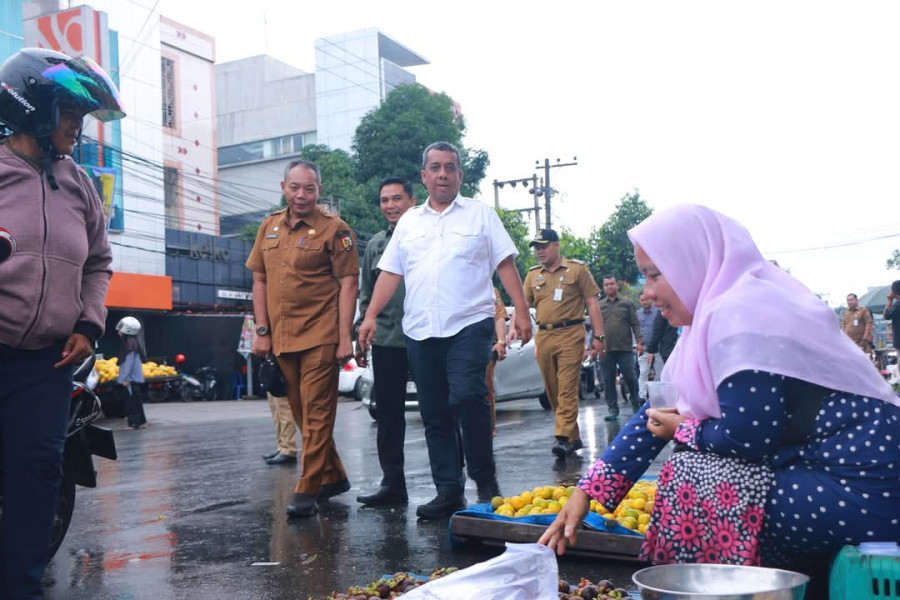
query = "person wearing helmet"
xmin=116 ymin=317 xmax=147 ymax=429
xmin=0 ymin=48 xmax=124 ymax=598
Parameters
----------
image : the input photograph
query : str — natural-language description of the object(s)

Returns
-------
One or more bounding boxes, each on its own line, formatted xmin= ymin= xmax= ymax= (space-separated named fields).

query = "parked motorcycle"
xmin=0 ymin=354 xmax=118 ymax=559
xmin=165 ymin=366 xmax=218 ymax=402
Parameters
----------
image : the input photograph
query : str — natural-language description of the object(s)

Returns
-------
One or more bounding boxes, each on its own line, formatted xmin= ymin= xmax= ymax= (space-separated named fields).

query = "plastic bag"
xmin=401 ymin=543 xmax=558 ymax=600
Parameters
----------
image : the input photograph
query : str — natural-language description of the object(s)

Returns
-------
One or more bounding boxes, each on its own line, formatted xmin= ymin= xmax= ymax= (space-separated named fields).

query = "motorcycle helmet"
xmin=115 ymin=316 xmax=141 ymax=336
xmin=259 ymin=356 xmax=287 ymax=397
xmin=0 ymin=48 xmax=126 ymax=188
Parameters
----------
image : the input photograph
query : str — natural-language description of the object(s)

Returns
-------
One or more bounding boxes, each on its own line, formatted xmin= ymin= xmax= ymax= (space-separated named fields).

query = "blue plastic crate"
xmin=830 ymin=544 xmax=900 ymax=600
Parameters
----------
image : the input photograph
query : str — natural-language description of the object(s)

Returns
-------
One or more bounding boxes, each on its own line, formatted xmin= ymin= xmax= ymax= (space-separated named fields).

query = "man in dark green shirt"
xmin=355 ymin=177 xmax=417 ymax=506
xmin=598 ymin=276 xmax=643 ymax=420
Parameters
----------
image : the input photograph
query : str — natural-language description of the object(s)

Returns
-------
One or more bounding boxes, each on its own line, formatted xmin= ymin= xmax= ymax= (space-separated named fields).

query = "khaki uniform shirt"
xmin=246 ymin=207 xmax=359 ymax=355
xmin=841 ymin=306 xmax=872 ymax=344
xmin=599 ymin=296 xmax=642 ymax=352
xmin=524 ymin=258 xmax=601 ymax=326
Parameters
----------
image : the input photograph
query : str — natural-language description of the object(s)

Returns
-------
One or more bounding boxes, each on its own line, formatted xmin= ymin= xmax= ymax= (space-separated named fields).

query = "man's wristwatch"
xmin=593 ymin=334 xmax=606 ymax=343
xmin=255 ymin=325 xmax=269 ymax=336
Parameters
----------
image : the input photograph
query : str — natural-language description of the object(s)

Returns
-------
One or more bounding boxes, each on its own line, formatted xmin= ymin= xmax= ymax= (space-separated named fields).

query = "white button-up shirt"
xmin=378 ymin=195 xmax=518 ymax=341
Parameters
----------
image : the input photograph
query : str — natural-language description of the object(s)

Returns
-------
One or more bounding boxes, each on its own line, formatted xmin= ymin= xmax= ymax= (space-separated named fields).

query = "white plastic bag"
xmin=401 ymin=543 xmax=559 ymax=600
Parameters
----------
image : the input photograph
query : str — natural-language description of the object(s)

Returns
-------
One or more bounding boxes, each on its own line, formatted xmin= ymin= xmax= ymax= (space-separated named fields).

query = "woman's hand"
xmin=493 ymin=341 xmax=507 ymax=361
xmin=646 ymin=408 xmax=685 ymax=440
xmin=537 ymin=487 xmax=590 ymax=555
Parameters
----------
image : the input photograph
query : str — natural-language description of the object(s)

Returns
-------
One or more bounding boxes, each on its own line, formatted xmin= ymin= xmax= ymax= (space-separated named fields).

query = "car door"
xmin=494 ymin=310 xmax=545 ymax=400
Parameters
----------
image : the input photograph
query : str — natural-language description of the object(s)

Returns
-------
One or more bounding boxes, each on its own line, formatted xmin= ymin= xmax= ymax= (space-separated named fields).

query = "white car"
xmin=338 ymin=359 xmax=370 ymax=401
xmin=360 ymin=309 xmax=549 ymax=419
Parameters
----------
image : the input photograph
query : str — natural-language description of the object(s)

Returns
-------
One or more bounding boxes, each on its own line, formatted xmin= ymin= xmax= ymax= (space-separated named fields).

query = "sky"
xmin=159 ymin=0 xmax=900 ymax=307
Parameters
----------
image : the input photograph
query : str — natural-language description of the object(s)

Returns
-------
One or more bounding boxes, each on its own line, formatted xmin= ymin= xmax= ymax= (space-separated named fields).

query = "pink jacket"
xmin=0 ymin=143 xmax=112 ymax=350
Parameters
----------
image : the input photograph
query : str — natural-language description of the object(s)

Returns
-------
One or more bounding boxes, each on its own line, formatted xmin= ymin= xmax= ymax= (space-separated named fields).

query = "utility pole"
xmin=535 ymin=157 xmax=577 ymax=230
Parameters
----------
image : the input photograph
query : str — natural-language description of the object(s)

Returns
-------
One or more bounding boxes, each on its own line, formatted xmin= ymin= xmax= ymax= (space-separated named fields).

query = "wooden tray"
xmin=449 ymin=514 xmax=644 ymax=562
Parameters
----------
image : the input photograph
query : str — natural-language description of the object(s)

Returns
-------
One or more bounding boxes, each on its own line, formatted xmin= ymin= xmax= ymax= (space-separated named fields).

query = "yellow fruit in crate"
xmin=546 ymin=501 xmax=561 ymax=514
xmin=638 ymin=513 xmax=651 ymax=526
xmin=509 ymin=496 xmax=525 ymax=510
xmin=519 ymin=491 xmax=533 ymax=505
xmin=620 ymin=516 xmax=638 ymax=530
xmin=631 ymin=498 xmax=646 ymax=511
xmin=490 ymin=496 xmax=503 ymax=509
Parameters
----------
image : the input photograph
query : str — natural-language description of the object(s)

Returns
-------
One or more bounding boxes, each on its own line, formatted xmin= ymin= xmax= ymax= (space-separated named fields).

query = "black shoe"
xmin=286 ymin=493 xmax=318 ymax=518
xmin=551 ymin=436 xmax=567 ymax=456
xmin=319 ymin=478 xmax=351 ymax=500
xmin=552 ymin=438 xmax=583 ymax=457
xmin=604 ymin=413 xmax=619 ymax=421
xmin=476 ymin=478 xmax=501 ymax=505
xmin=416 ymin=494 xmax=466 ymax=520
xmin=262 ymin=450 xmax=279 ymax=461
xmin=631 ymin=400 xmax=641 ymax=412
xmin=266 ymin=453 xmax=297 ymax=466
xmin=357 ymin=485 xmax=408 ymax=507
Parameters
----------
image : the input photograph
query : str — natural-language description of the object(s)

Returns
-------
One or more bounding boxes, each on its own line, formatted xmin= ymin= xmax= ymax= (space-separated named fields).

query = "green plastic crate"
xmin=830 ymin=544 xmax=900 ymax=600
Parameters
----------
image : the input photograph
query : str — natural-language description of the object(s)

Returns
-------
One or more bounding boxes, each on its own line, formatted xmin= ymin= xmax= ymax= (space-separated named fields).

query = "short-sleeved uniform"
xmin=246 ymin=207 xmax=359 ymax=496
xmin=524 ymin=258 xmax=601 ymax=441
xmin=841 ymin=306 xmax=872 ymax=351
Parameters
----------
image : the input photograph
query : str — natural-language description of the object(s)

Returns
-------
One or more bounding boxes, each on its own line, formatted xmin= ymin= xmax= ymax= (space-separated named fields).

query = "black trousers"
xmin=371 ymin=344 xmax=408 ymax=489
xmin=599 ymin=350 xmax=640 ymax=412
xmin=0 ymin=342 xmax=72 ymax=599
xmin=406 ymin=318 xmax=494 ymax=497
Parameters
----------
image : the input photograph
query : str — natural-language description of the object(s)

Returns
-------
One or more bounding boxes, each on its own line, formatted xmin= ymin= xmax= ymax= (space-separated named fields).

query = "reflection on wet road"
xmin=44 ymin=395 xmax=661 ymax=598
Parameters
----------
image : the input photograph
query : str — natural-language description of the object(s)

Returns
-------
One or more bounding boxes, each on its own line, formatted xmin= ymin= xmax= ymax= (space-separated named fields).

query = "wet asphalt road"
xmin=43 ymin=391 xmax=665 ymax=599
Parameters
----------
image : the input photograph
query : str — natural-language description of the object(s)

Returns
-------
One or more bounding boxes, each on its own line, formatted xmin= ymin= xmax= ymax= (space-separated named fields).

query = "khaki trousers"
xmin=266 ymin=392 xmax=297 ymax=457
xmin=535 ymin=326 xmax=584 ymax=441
xmin=485 ymin=359 xmax=497 ymax=435
xmin=277 ymin=344 xmax=347 ymax=496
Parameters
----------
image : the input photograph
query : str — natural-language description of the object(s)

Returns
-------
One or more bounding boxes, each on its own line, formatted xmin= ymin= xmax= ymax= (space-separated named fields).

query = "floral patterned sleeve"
xmin=677 ymin=370 xmax=787 ymax=460
xmin=578 ymin=403 xmax=670 ymax=510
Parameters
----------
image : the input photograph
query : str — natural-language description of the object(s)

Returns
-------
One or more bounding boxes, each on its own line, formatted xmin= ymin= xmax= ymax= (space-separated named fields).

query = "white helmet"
xmin=115 ymin=316 xmax=141 ymax=336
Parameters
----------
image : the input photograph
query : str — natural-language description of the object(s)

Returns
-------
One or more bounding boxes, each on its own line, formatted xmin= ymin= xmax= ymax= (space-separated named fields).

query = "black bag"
xmin=259 ymin=355 xmax=287 ymax=397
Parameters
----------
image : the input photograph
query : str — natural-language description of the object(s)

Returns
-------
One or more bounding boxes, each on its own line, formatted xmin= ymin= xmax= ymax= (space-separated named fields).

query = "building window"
xmin=161 ymin=57 xmax=176 ymax=129
xmin=164 ymin=166 xmax=180 ymax=228
xmin=218 ymin=131 xmax=316 ymax=167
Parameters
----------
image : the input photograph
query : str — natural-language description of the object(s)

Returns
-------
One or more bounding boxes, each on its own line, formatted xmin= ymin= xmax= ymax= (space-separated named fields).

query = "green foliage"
xmin=493 ymin=209 xmax=534 ymax=305
xmin=299 ymin=144 xmax=382 ymax=237
xmin=559 ymin=228 xmax=594 ymax=265
xmin=593 ymin=189 xmax=653 ymax=284
xmin=887 ymin=249 xmax=900 ymax=270
xmin=352 ymin=84 xmax=489 ymax=200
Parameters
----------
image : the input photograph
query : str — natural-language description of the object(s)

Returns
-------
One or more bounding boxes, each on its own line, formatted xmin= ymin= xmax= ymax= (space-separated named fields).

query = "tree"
xmin=887 ymin=249 xmax=900 ymax=270
xmin=298 ymin=144 xmax=382 ymax=239
xmin=352 ymin=84 xmax=489 ymax=200
xmin=593 ymin=189 xmax=653 ymax=285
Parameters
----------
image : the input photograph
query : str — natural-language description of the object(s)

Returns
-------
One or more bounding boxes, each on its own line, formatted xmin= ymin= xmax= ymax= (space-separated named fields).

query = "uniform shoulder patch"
xmin=528 ymin=264 xmax=542 ymax=271
xmin=336 ymin=229 xmax=354 ymax=252
xmin=568 ymin=258 xmax=587 ymax=265
xmin=267 ymin=207 xmax=287 ymax=216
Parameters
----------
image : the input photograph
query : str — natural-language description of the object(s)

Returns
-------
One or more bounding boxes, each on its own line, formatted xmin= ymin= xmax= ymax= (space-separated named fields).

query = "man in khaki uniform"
xmin=523 ymin=229 xmax=605 ymax=457
xmin=247 ymin=159 xmax=359 ymax=519
xmin=842 ymin=293 xmax=873 ymax=353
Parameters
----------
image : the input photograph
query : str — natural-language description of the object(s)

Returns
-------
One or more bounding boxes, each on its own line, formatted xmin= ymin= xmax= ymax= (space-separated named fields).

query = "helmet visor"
xmin=41 ymin=55 xmax=125 ymax=122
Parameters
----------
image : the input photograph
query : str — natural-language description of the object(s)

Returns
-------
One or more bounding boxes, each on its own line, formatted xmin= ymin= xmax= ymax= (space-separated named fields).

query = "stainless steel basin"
xmin=632 ymin=564 xmax=809 ymax=599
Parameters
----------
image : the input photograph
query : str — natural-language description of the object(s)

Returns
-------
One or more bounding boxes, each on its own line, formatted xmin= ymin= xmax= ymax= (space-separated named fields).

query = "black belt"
xmin=538 ymin=319 xmax=584 ymax=331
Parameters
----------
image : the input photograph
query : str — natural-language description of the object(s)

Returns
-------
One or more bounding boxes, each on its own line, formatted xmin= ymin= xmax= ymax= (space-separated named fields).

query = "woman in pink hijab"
xmin=540 ymin=204 xmax=900 ymax=593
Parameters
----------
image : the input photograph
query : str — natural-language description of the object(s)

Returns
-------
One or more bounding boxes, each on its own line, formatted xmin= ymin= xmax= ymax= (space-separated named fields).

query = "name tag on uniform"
xmin=266 ymin=234 xmax=278 ymax=239
xmin=853 ymin=319 xmax=859 ymax=327
xmin=553 ymin=288 xmax=563 ymax=301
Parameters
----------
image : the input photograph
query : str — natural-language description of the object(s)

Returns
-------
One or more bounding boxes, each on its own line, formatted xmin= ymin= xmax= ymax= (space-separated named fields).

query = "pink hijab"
xmin=628 ymin=204 xmax=898 ymax=420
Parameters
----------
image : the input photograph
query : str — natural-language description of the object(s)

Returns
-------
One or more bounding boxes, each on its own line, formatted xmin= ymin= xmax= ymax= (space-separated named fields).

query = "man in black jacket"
xmin=647 ymin=310 xmax=679 ymax=364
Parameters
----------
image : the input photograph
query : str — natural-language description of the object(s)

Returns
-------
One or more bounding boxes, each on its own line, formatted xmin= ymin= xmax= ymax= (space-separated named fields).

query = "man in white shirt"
xmin=358 ymin=141 xmax=532 ymax=520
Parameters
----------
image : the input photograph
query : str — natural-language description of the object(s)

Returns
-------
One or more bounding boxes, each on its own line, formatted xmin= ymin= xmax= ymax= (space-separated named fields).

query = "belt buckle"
xmin=546 ymin=323 xmax=554 ymax=330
